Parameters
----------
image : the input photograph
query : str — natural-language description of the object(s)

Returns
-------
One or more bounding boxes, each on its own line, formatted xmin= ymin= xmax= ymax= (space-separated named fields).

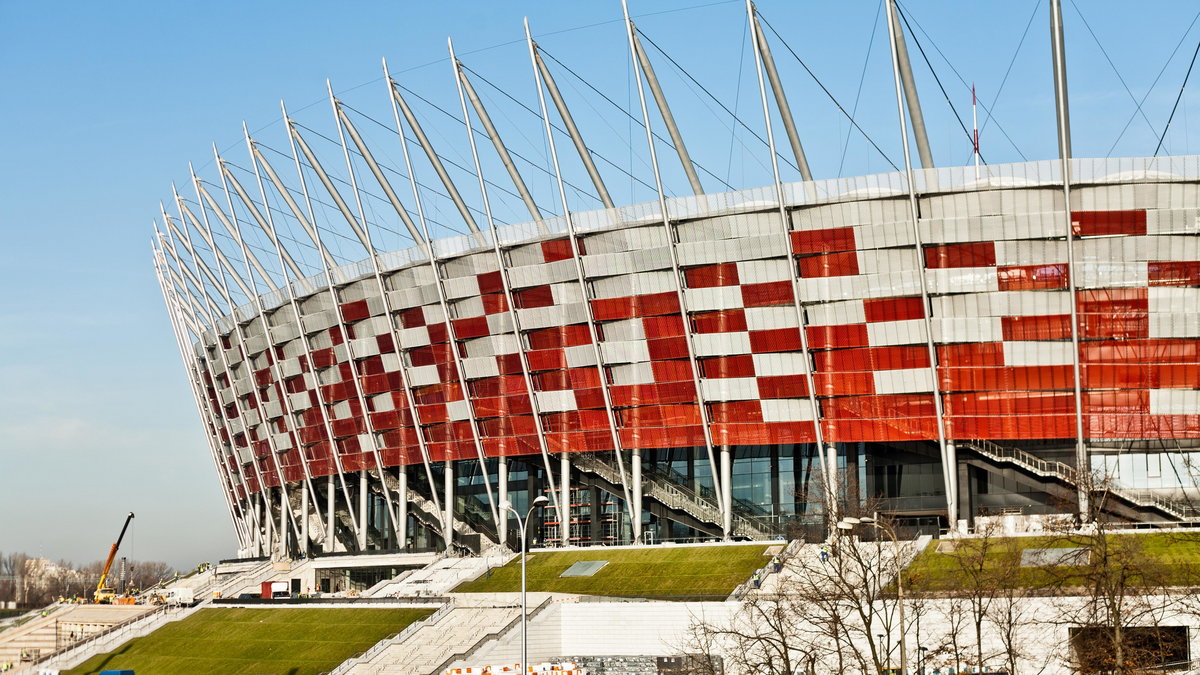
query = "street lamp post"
xmin=843 ymin=516 xmax=907 ymax=675
xmin=502 ymin=495 xmax=548 ymax=673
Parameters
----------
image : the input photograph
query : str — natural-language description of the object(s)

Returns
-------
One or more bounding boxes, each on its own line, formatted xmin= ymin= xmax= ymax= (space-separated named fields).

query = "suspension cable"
xmin=756 ymin=10 xmax=900 ymax=172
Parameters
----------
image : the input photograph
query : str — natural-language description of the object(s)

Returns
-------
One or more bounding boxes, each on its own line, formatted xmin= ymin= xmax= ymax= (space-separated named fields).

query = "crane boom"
xmin=95 ymin=512 xmax=135 ymax=601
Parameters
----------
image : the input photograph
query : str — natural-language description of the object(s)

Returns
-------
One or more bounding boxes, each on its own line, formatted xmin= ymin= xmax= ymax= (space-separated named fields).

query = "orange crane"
xmin=94 ymin=512 xmax=134 ymax=603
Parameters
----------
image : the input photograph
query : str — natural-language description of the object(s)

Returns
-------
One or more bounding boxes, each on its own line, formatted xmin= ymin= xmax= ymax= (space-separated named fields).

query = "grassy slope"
xmin=66 ymin=607 xmax=433 ymax=675
xmin=905 ymin=532 xmax=1200 ymax=593
xmin=454 ymin=544 xmax=772 ymax=599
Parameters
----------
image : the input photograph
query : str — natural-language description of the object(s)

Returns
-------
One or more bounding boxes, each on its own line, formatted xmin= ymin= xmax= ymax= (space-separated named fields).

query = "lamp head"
xmin=841 ymin=517 xmax=861 ymax=525
xmin=532 ymin=495 xmax=549 ymax=507
xmin=835 ymin=522 xmax=854 ymax=531
xmin=859 ymin=516 xmax=876 ymax=524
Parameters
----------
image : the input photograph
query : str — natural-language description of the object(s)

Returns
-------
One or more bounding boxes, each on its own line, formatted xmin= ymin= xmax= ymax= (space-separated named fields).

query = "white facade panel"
xmin=761 ymin=399 xmax=815 ymax=422
xmin=1149 ymin=389 xmax=1200 ymax=415
xmin=744 ymin=306 xmax=800 ymax=331
xmin=866 ymin=319 xmax=928 ymax=346
xmin=701 ymin=377 xmax=759 ymax=401
xmin=926 ymin=267 xmax=1001 ymax=294
xmin=683 ymin=285 xmax=744 ymax=312
xmin=536 ymin=389 xmax=578 ymax=413
xmin=932 ymin=317 xmax=1003 ymax=343
xmin=805 ymin=300 xmax=866 ymax=326
xmin=873 ymin=368 xmax=934 ymax=394
xmin=752 ymin=352 xmax=811 ymax=376
xmin=692 ymin=331 xmax=751 ymax=357
xmin=1002 ymin=341 xmax=1074 ymax=366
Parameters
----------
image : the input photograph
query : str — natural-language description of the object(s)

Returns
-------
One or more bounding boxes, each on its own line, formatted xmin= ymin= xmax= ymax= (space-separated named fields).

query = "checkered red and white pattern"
xmin=194 ymin=181 xmax=1200 ymax=498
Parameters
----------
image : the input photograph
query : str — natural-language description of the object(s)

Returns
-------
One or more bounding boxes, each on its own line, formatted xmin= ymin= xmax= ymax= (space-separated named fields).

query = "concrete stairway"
xmin=370 ymin=553 xmax=513 ymax=598
xmin=0 ymin=604 xmax=155 ymax=668
xmin=343 ymin=602 xmax=521 ymax=674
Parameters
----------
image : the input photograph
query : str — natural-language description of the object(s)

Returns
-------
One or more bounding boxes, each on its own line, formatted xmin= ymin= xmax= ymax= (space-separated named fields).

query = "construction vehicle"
xmin=94 ymin=512 xmax=135 ymax=603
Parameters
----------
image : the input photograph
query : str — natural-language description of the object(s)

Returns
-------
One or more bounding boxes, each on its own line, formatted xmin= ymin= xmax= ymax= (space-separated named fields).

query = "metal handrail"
xmin=573 ymin=453 xmax=774 ymax=538
xmin=960 ymin=440 xmax=1198 ymax=520
xmin=325 ymin=600 xmax=455 ymax=674
xmin=23 ymin=604 xmax=170 ymax=671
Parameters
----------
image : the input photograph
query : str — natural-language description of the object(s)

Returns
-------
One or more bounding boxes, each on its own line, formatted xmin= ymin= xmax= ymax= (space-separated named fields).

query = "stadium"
xmin=152 ymin=0 xmax=1200 ymax=560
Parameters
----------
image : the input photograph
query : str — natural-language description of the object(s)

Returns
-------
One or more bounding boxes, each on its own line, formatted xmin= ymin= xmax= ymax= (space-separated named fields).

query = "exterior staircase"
xmin=572 ymin=453 xmax=777 ymax=539
xmin=958 ymin=439 xmax=1200 ymax=522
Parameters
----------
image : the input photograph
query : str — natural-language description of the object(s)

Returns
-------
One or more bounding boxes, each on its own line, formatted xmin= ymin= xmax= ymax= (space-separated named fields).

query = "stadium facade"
xmin=153 ymin=0 xmax=1200 ymax=558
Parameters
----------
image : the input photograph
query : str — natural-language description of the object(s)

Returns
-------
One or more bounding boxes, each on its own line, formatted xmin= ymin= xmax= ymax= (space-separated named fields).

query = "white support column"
xmin=278 ymin=487 xmax=287 ymax=558
xmin=448 ymin=37 xmax=569 ymax=541
xmin=300 ymin=480 xmax=310 ymax=555
xmin=627 ymin=19 xmax=704 ymax=195
xmin=454 ymin=61 xmax=543 ymax=223
xmin=746 ymin=0 xmax=831 ymax=522
xmin=161 ymin=208 xmax=270 ymax=554
xmin=214 ymin=150 xmax=328 ymax=553
xmin=153 ymin=251 xmax=249 ymax=550
xmin=385 ymin=74 xmax=480 ymax=234
xmin=888 ymin=0 xmax=934 ymax=169
xmin=530 ymin=38 xmax=614 ymax=208
xmin=631 ymin=450 xmax=642 ymax=539
xmin=326 ymin=474 xmax=336 ymax=552
xmin=498 ymin=459 xmax=508 ymax=546
xmin=325 ymin=88 xmax=500 ymax=536
xmin=720 ymin=448 xmax=733 ymax=538
xmin=561 ymin=453 xmax=571 ymax=546
xmin=358 ymin=470 xmax=368 ymax=550
xmin=444 ymin=459 xmax=454 ymax=551
xmin=749 ymin=4 xmax=813 ymax=181
xmin=522 ymin=20 xmax=640 ymax=542
xmin=622 ymin=0 xmax=727 ymax=535
xmin=246 ymin=136 xmax=443 ymax=540
xmin=185 ymin=172 xmax=303 ymax=558
xmin=885 ymin=0 xmax=957 ymax=528
xmin=826 ymin=443 xmax=839 ymax=524
xmin=398 ymin=468 xmax=408 ymax=550
xmin=1049 ymin=0 xmax=1089 ymax=518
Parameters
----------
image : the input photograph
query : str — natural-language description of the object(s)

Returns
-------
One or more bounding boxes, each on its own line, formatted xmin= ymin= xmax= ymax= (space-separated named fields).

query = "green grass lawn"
xmin=454 ymin=544 xmax=773 ymax=599
xmin=66 ymin=607 xmax=433 ymax=675
xmin=905 ymin=532 xmax=1200 ymax=593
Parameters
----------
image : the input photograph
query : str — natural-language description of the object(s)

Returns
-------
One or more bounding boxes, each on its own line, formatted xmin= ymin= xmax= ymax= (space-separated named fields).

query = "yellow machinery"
xmin=94 ymin=512 xmax=134 ymax=603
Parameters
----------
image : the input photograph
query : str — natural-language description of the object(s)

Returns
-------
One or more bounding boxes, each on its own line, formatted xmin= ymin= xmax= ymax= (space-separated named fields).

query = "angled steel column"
xmin=622 ymin=0 xmax=727 ymax=536
xmin=160 ymin=211 xmax=269 ymax=554
xmin=244 ymin=145 xmax=339 ymax=273
xmin=322 ymin=88 xmax=501 ymax=534
xmin=217 ymin=168 xmax=307 ymax=280
xmin=888 ymin=0 xmax=934 ymax=169
xmin=187 ymin=169 xmax=302 ymax=558
xmin=885 ymin=0 xmax=956 ymax=528
xmin=195 ymin=183 xmax=282 ymax=292
xmin=212 ymin=150 xmax=330 ymax=552
xmin=454 ymin=59 xmax=544 ymax=223
xmin=524 ymin=18 xmax=641 ymax=542
xmin=330 ymin=97 xmax=424 ymax=245
xmin=1050 ymin=0 xmax=1089 ymax=517
xmin=154 ymin=248 xmax=249 ymax=549
xmin=530 ymin=36 xmax=614 ymax=208
xmin=450 ymin=35 xmax=570 ymax=543
xmin=749 ymin=3 xmax=813 ymax=182
xmin=251 ymin=129 xmax=446 ymax=545
xmin=385 ymin=63 xmax=533 ymax=550
xmin=242 ymin=119 xmax=364 ymax=551
xmin=628 ymin=20 xmax=704 ymax=195
xmin=746 ymin=0 xmax=830 ymax=520
xmin=385 ymin=71 xmax=480 ymax=234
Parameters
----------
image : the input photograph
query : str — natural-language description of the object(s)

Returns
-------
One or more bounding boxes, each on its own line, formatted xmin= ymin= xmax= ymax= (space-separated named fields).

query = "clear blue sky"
xmin=2 ymin=1 xmax=1198 ymax=569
